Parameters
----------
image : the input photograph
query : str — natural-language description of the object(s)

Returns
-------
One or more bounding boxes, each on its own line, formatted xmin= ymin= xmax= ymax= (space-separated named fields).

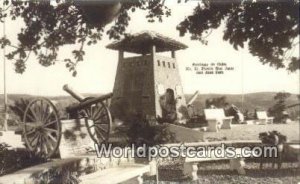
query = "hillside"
xmin=186 ymin=92 xmax=299 ymax=114
xmin=1 ymin=92 xmax=299 ymax=113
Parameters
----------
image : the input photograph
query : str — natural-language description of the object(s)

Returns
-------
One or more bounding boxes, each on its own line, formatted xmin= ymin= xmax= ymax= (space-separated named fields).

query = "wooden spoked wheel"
xmin=23 ymin=98 xmax=61 ymax=158
xmin=83 ymin=101 xmax=112 ymax=145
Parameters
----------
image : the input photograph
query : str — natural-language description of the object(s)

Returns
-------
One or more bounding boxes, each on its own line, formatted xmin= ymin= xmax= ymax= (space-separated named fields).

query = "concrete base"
xmin=183 ymin=162 xmax=198 ymax=181
xmin=229 ymin=158 xmax=246 ymax=175
xmin=207 ymin=120 xmax=221 ymax=132
xmin=0 ymin=131 xmax=24 ymax=149
xmin=221 ymin=119 xmax=232 ymax=129
xmin=183 ymin=157 xmax=246 ymax=181
xmin=148 ymin=159 xmax=157 ymax=176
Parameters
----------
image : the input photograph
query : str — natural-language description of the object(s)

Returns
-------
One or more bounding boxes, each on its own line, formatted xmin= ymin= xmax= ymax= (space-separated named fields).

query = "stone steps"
xmin=0 ymin=158 xmax=82 ymax=184
xmin=80 ymin=164 xmax=149 ymax=184
xmin=0 ymin=152 xmax=144 ymax=184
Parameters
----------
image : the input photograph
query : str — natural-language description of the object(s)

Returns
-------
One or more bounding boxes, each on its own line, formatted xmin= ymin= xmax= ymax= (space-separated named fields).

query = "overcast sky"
xmin=0 ymin=2 xmax=299 ymax=96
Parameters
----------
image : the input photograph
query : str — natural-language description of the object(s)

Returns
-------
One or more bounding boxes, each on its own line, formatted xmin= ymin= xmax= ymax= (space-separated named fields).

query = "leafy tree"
xmin=8 ymin=98 xmax=31 ymax=122
xmin=268 ymin=92 xmax=291 ymax=123
xmin=205 ymin=96 xmax=228 ymax=108
xmin=0 ymin=0 xmax=298 ymax=76
xmin=0 ymin=0 xmax=170 ymax=76
xmin=177 ymin=0 xmax=299 ymax=72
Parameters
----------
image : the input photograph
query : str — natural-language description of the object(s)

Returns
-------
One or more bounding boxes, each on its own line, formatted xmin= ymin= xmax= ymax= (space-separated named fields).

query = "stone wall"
xmin=110 ymin=54 xmax=156 ymax=120
xmin=153 ymin=54 xmax=188 ymax=122
xmin=111 ymin=51 xmax=188 ymax=122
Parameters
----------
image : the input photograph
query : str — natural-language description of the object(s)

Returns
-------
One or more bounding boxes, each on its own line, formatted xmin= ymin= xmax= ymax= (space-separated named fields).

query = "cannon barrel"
xmin=187 ymin=91 xmax=199 ymax=106
xmin=63 ymin=84 xmax=85 ymax=102
xmin=66 ymin=93 xmax=113 ymax=112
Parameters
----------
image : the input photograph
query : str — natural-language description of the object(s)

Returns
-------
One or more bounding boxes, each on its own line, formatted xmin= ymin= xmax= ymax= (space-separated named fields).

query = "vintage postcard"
xmin=0 ymin=0 xmax=299 ymax=183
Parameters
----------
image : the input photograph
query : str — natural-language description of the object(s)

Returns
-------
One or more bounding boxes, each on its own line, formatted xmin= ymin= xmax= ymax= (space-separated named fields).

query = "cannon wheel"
xmin=23 ymin=98 xmax=61 ymax=158
xmin=83 ymin=101 xmax=112 ymax=144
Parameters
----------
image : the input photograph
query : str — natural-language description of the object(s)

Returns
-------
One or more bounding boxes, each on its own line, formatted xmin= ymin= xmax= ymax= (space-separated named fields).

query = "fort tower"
xmin=107 ymin=31 xmax=188 ymax=123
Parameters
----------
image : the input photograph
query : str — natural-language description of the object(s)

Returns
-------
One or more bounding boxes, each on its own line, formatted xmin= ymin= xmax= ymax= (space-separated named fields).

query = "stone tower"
xmin=107 ymin=31 xmax=188 ymax=123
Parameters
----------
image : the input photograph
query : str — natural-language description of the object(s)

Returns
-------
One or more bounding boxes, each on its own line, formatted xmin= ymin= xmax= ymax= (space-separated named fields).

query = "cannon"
xmin=22 ymin=85 xmax=113 ymax=158
xmin=187 ymin=91 xmax=200 ymax=119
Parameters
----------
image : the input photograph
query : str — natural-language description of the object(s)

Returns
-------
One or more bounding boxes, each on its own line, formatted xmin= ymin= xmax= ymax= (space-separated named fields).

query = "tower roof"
xmin=106 ymin=31 xmax=188 ymax=54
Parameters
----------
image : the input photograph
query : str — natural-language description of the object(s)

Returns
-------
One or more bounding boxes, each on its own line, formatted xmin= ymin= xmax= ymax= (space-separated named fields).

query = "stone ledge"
xmin=0 ymin=158 xmax=81 ymax=184
xmin=0 ymin=152 xmax=136 ymax=184
xmin=80 ymin=164 xmax=150 ymax=184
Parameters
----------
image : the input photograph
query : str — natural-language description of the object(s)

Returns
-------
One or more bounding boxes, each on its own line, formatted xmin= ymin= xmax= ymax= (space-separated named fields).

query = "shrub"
xmin=0 ymin=143 xmax=45 ymax=176
xmin=268 ymin=92 xmax=291 ymax=123
xmin=258 ymin=131 xmax=287 ymax=145
xmin=126 ymin=116 xmax=177 ymax=147
xmin=9 ymin=98 xmax=31 ymax=122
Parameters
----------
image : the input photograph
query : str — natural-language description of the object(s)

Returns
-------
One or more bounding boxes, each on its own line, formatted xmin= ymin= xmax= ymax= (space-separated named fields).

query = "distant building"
xmin=107 ymin=31 xmax=189 ymax=123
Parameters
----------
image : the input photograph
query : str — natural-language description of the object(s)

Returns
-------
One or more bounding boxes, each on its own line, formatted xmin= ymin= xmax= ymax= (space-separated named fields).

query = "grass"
xmin=204 ymin=122 xmax=300 ymax=141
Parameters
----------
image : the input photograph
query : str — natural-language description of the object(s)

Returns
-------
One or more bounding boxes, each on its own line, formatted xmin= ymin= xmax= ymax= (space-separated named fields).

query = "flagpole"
xmin=2 ymin=2 xmax=8 ymax=131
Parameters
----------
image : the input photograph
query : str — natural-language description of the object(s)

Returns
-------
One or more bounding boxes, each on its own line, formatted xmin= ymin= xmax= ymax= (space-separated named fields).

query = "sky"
xmin=0 ymin=2 xmax=299 ymax=96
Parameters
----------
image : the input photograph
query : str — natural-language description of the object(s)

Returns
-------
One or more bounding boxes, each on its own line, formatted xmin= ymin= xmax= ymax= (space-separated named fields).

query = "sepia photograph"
xmin=0 ymin=0 xmax=299 ymax=183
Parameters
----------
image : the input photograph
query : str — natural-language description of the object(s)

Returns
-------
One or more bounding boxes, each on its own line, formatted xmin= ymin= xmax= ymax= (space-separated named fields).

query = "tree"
xmin=205 ymin=96 xmax=228 ymax=108
xmin=8 ymin=98 xmax=31 ymax=122
xmin=268 ymin=92 xmax=291 ymax=123
xmin=0 ymin=0 xmax=298 ymax=76
xmin=0 ymin=0 xmax=171 ymax=76
xmin=177 ymin=0 xmax=299 ymax=72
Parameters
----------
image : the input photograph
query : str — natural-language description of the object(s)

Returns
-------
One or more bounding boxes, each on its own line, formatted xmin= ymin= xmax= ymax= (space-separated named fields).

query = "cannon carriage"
xmin=22 ymin=85 xmax=113 ymax=158
xmin=21 ymin=31 xmax=196 ymax=158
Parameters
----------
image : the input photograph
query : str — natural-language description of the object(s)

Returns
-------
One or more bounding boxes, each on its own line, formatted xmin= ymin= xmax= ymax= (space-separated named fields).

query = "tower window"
xmin=157 ymin=60 xmax=160 ymax=66
xmin=168 ymin=62 xmax=171 ymax=68
xmin=162 ymin=61 xmax=165 ymax=67
xmin=173 ymin=63 xmax=176 ymax=68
